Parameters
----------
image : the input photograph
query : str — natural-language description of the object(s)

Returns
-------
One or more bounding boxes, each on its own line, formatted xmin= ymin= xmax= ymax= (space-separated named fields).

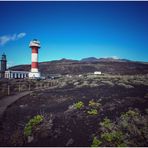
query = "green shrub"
xmin=87 ymin=109 xmax=98 ymax=115
xmin=101 ymin=131 xmax=123 ymax=143
xmin=74 ymin=101 xmax=84 ymax=109
xmin=93 ymin=109 xmax=148 ymax=147
xmin=101 ymin=132 xmax=113 ymax=142
xmin=89 ymin=100 xmax=96 ymax=107
xmin=117 ymin=143 xmax=127 ymax=147
xmin=91 ymin=137 xmax=102 ymax=147
xmin=98 ymin=118 xmax=125 ymax=146
xmin=121 ymin=110 xmax=139 ymax=121
xmin=119 ymin=109 xmax=147 ymax=146
xmin=88 ymin=100 xmax=101 ymax=109
xmin=100 ymin=117 xmax=113 ymax=129
xmin=24 ymin=115 xmax=44 ymax=137
xmin=124 ymin=110 xmax=139 ymax=117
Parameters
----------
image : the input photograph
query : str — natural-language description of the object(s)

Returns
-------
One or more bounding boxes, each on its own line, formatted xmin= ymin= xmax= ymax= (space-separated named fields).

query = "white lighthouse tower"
xmin=29 ymin=39 xmax=41 ymax=79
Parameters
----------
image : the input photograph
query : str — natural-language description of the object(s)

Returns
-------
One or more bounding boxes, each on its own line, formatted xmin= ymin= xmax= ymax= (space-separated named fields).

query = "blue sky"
xmin=0 ymin=1 xmax=148 ymax=66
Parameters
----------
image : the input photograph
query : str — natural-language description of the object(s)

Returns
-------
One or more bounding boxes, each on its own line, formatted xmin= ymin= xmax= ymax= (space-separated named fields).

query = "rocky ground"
xmin=0 ymin=74 xmax=148 ymax=146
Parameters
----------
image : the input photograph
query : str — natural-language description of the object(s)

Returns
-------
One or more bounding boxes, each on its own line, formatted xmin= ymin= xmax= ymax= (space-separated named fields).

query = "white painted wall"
xmin=94 ymin=71 xmax=101 ymax=75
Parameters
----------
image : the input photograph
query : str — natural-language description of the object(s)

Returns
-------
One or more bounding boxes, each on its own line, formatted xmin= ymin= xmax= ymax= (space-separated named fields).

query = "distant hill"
xmin=9 ymin=57 xmax=148 ymax=76
xmin=81 ymin=57 xmax=131 ymax=62
xmin=81 ymin=57 xmax=99 ymax=62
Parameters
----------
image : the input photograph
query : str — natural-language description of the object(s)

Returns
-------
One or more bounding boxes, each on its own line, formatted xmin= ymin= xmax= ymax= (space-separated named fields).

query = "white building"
xmin=5 ymin=70 xmax=29 ymax=79
xmin=94 ymin=71 xmax=101 ymax=75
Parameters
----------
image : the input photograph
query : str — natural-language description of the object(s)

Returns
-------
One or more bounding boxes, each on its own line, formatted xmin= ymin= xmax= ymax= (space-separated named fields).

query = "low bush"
xmin=101 ymin=131 xmax=124 ymax=143
xmin=117 ymin=83 xmax=134 ymax=89
xmin=88 ymin=100 xmax=101 ymax=109
xmin=74 ymin=101 xmax=84 ymax=109
xmin=121 ymin=109 xmax=139 ymax=119
xmin=91 ymin=137 xmax=102 ymax=147
xmin=91 ymin=109 xmax=148 ymax=147
xmin=24 ymin=115 xmax=44 ymax=137
xmin=100 ymin=117 xmax=113 ymax=130
xmin=87 ymin=109 xmax=98 ymax=115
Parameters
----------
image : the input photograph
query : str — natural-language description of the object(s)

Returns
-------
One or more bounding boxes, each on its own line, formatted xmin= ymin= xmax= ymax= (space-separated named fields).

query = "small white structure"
xmin=94 ymin=71 xmax=101 ymax=75
xmin=5 ymin=70 xmax=29 ymax=79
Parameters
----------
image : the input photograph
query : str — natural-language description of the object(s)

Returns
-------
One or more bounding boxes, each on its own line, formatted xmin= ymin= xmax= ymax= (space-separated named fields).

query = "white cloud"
xmin=103 ymin=56 xmax=120 ymax=59
xmin=17 ymin=32 xmax=26 ymax=39
xmin=111 ymin=56 xmax=119 ymax=59
xmin=0 ymin=36 xmax=10 ymax=45
xmin=0 ymin=32 xmax=26 ymax=46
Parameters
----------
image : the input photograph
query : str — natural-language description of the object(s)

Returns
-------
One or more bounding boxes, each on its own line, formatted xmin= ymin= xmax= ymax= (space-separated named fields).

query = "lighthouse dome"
xmin=29 ymin=39 xmax=41 ymax=48
xmin=1 ymin=53 xmax=6 ymax=61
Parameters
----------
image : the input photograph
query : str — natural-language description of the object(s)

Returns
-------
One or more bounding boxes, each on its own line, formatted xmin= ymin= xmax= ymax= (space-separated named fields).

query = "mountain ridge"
xmin=81 ymin=57 xmax=131 ymax=62
xmin=8 ymin=57 xmax=148 ymax=76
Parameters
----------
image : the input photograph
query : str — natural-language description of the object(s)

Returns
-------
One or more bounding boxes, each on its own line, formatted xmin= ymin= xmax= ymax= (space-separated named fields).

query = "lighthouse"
xmin=0 ymin=53 xmax=7 ymax=78
xmin=29 ymin=39 xmax=41 ymax=79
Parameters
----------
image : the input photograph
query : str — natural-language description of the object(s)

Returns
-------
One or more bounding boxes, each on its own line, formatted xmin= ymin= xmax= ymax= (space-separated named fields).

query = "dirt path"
xmin=0 ymin=91 xmax=32 ymax=118
xmin=0 ymin=86 xmax=59 ymax=119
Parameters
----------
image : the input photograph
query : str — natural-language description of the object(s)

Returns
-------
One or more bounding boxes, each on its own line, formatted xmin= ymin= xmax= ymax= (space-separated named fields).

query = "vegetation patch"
xmin=87 ymin=109 xmax=98 ymax=115
xmin=91 ymin=109 xmax=148 ymax=147
xmin=74 ymin=101 xmax=84 ymax=109
xmin=100 ymin=117 xmax=113 ymax=130
xmin=88 ymin=99 xmax=101 ymax=109
xmin=101 ymin=131 xmax=124 ymax=144
xmin=91 ymin=137 xmax=102 ymax=147
xmin=24 ymin=115 xmax=44 ymax=137
xmin=117 ymin=83 xmax=134 ymax=89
